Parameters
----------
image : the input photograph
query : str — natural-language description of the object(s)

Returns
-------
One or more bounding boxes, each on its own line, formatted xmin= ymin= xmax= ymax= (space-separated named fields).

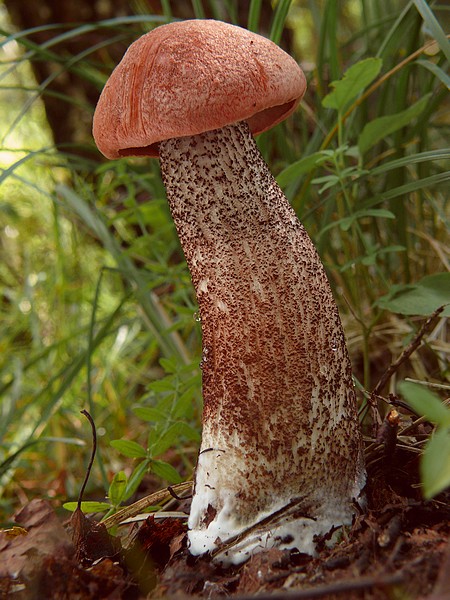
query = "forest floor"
xmin=1 ymin=443 xmax=449 ymax=600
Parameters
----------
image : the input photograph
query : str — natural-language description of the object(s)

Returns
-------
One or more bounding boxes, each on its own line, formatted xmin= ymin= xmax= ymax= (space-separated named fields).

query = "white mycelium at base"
xmin=187 ymin=439 xmax=365 ymax=565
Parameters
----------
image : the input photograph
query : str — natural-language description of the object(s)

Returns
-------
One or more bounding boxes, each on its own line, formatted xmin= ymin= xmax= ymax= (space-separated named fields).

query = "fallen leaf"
xmin=0 ymin=499 xmax=73 ymax=580
xmin=69 ymin=506 xmax=121 ymax=565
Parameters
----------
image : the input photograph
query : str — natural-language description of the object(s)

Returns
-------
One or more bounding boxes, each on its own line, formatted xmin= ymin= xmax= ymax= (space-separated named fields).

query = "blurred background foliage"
xmin=0 ymin=0 xmax=448 ymax=522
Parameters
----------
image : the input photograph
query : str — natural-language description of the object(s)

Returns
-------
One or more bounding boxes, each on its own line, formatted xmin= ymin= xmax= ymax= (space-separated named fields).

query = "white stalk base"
xmin=187 ymin=444 xmax=364 ymax=565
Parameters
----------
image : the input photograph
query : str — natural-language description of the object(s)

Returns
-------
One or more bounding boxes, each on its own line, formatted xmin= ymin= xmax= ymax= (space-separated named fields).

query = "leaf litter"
xmin=0 ymin=473 xmax=448 ymax=599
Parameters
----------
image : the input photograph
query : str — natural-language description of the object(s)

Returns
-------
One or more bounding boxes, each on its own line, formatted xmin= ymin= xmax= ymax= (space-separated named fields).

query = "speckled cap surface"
xmin=93 ymin=19 xmax=306 ymax=158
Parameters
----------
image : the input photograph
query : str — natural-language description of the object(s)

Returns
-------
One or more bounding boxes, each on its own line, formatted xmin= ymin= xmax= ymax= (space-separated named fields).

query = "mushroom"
xmin=93 ymin=19 xmax=366 ymax=565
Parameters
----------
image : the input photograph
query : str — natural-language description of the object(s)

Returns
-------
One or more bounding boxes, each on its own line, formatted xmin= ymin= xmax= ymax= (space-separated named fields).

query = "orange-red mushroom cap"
xmin=92 ymin=19 xmax=306 ymax=159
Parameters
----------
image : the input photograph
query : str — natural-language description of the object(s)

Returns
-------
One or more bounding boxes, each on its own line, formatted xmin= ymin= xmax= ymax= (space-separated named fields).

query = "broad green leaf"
xmin=150 ymin=428 xmax=180 ymax=457
xmin=148 ymin=378 xmax=176 ymax=392
xmin=151 ymin=459 xmax=182 ymax=484
xmin=313 ymin=174 xmax=340 ymax=194
xmin=361 ymin=254 xmax=376 ymax=266
xmin=376 ymin=273 xmax=450 ymax=317
xmin=173 ymin=386 xmax=198 ymax=418
xmin=421 ymin=428 xmax=450 ymax=499
xmin=276 ymin=152 xmax=329 ymax=187
xmin=63 ymin=501 xmax=111 ymax=513
xmin=358 ymin=94 xmax=431 ymax=155
xmin=159 ymin=357 xmax=178 ymax=374
xmin=108 ymin=470 xmax=128 ymax=506
xmin=110 ymin=439 xmax=147 ymax=458
xmin=399 ymin=381 xmax=450 ymax=426
xmin=322 ymin=58 xmax=382 ymax=112
xmin=150 ymin=421 xmax=200 ymax=457
xmin=133 ymin=406 xmax=167 ymax=423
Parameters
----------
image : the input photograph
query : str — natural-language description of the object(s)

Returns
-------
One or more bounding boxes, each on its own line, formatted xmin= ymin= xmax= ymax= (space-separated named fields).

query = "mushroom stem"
xmin=159 ymin=121 xmax=365 ymax=564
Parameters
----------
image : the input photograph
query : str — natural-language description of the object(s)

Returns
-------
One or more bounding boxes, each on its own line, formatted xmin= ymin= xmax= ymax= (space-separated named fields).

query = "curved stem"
xmin=159 ymin=121 xmax=365 ymax=563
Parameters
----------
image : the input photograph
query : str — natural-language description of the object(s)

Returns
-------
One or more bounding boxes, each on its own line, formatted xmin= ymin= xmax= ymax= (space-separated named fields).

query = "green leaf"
xmin=148 ymin=377 xmax=176 ymax=392
xmin=339 ymin=209 xmax=395 ymax=231
xmin=124 ymin=461 xmax=150 ymax=502
xmin=338 ymin=245 xmax=406 ymax=272
xmin=150 ymin=460 xmax=182 ymax=484
xmin=133 ymin=406 xmax=167 ymax=423
xmin=276 ymin=152 xmax=329 ymax=187
xmin=312 ymin=174 xmax=340 ymax=184
xmin=358 ymin=94 xmax=431 ymax=155
xmin=322 ymin=58 xmax=383 ymax=112
xmin=376 ymin=273 xmax=450 ymax=317
xmin=173 ymin=386 xmax=197 ymax=419
xmin=150 ymin=421 xmax=200 ymax=457
xmin=313 ymin=175 xmax=340 ymax=194
xmin=159 ymin=357 xmax=178 ymax=374
xmin=108 ymin=470 xmax=128 ymax=507
xmin=399 ymin=382 xmax=450 ymax=427
xmin=318 ymin=209 xmax=396 ymax=238
xmin=269 ymin=0 xmax=293 ymax=45
xmin=110 ymin=439 xmax=147 ymax=458
xmin=399 ymin=380 xmax=450 ymax=499
xmin=63 ymin=501 xmax=111 ymax=513
xmin=247 ymin=0 xmax=262 ymax=32
xmin=421 ymin=428 xmax=450 ymax=499
xmin=361 ymin=245 xmax=405 ymax=265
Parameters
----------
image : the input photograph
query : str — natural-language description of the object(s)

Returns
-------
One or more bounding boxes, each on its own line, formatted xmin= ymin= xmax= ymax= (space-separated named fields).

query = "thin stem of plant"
xmin=77 ymin=409 xmax=97 ymax=510
xmin=371 ymin=305 xmax=445 ymax=399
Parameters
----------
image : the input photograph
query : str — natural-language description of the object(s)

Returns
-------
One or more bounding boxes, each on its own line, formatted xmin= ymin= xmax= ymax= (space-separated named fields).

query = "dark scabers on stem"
xmin=159 ymin=121 xmax=365 ymax=563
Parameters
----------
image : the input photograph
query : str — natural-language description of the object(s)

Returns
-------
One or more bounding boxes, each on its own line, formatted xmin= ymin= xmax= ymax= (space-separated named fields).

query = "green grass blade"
xmin=269 ymin=0 xmax=293 ymax=45
xmin=370 ymin=149 xmax=450 ymax=176
xmin=0 ymin=437 xmax=85 ymax=479
xmin=191 ymin=0 xmax=206 ymax=19
xmin=247 ymin=0 xmax=262 ymax=32
xmin=416 ymin=59 xmax=450 ymax=90
xmin=413 ymin=0 xmax=450 ymax=62
xmin=58 ymin=184 xmax=191 ymax=364
xmin=377 ymin=1 xmax=414 ymax=59
xmin=362 ymin=172 xmax=450 ymax=209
